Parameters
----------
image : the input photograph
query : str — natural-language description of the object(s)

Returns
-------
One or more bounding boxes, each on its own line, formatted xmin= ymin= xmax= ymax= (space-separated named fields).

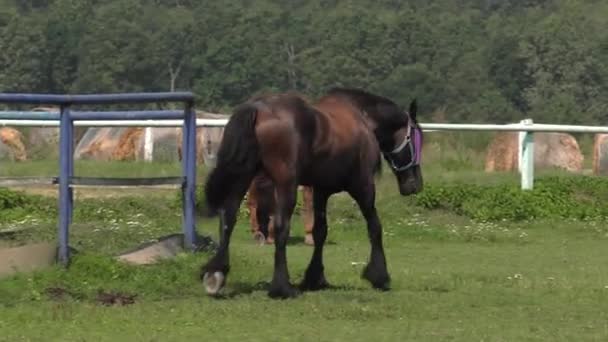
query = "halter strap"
xmin=391 ymin=124 xmax=411 ymax=154
xmin=387 ymin=121 xmax=421 ymax=171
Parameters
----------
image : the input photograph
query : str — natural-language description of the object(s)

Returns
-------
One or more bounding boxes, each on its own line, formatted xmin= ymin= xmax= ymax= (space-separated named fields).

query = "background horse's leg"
xmin=301 ymin=186 xmax=315 ymax=245
xmin=246 ymin=183 xmax=262 ymax=240
xmin=200 ymin=179 xmax=251 ymax=295
xmin=301 ymin=189 xmax=331 ymax=291
xmin=348 ymin=182 xmax=391 ymax=290
xmin=268 ymin=180 xmax=299 ymax=299
xmin=256 ymin=205 xmax=272 ymax=244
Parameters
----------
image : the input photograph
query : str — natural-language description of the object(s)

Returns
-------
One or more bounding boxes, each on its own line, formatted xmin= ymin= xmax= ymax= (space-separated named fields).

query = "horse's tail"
xmin=204 ymin=103 xmax=260 ymax=214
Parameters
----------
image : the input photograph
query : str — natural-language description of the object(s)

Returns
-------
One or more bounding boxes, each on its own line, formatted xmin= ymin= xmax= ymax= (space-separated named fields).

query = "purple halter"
xmin=387 ymin=121 xmax=422 ymax=172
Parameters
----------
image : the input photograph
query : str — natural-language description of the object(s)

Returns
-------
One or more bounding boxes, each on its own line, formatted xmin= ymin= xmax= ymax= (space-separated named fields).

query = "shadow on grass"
xmin=286 ymin=236 xmax=337 ymax=246
xmin=208 ymin=280 xmax=368 ymax=300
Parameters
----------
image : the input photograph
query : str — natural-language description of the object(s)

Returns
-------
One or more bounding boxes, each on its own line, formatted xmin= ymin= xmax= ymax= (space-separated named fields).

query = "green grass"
xmin=1 ymin=159 xmax=608 ymax=341
xmin=0 ymin=160 xmax=183 ymax=178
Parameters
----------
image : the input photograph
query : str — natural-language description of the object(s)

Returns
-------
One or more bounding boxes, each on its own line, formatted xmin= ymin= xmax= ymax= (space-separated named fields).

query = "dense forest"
xmin=0 ymin=0 xmax=606 ymax=124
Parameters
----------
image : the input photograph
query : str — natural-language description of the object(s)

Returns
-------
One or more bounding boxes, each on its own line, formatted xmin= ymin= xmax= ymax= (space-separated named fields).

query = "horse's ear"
xmin=408 ymin=99 xmax=418 ymax=121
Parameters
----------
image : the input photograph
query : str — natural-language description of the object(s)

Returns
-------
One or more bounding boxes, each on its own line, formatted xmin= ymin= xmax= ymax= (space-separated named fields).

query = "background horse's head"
xmin=326 ymin=88 xmax=424 ymax=195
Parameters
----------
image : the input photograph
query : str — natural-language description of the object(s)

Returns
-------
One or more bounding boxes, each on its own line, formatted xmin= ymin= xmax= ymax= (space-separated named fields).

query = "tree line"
xmin=0 ymin=0 xmax=606 ymax=125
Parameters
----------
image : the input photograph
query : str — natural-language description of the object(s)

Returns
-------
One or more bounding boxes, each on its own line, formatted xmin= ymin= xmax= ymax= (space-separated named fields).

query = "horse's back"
xmin=314 ymin=95 xmax=376 ymax=153
xmin=248 ymin=93 xmax=318 ymax=182
xmin=247 ymin=91 xmax=380 ymax=190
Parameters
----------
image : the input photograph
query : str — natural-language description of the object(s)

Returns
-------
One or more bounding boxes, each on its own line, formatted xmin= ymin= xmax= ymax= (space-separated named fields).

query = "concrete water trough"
xmin=115 ymin=233 xmax=216 ymax=265
xmin=0 ymin=241 xmax=58 ymax=279
xmin=0 ymin=231 xmax=216 ymax=279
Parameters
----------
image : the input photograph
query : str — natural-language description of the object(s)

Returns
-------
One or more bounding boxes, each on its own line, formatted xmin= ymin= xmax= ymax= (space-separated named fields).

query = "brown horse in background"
xmin=247 ymin=173 xmax=314 ymax=245
xmin=201 ymin=88 xmax=423 ymax=299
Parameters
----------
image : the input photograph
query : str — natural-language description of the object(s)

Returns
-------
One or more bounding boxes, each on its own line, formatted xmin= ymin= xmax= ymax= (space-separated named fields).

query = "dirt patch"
xmin=44 ymin=286 xmax=82 ymax=301
xmin=43 ymin=286 xmax=136 ymax=306
xmin=96 ymin=290 xmax=137 ymax=306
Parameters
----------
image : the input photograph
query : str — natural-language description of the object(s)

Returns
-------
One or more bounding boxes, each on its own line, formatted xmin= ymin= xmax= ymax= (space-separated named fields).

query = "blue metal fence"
xmin=0 ymin=92 xmax=199 ymax=266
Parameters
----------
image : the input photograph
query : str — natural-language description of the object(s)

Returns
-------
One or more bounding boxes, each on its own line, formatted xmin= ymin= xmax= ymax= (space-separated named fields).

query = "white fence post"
xmin=519 ymin=119 xmax=534 ymax=190
xmin=143 ymin=126 xmax=153 ymax=162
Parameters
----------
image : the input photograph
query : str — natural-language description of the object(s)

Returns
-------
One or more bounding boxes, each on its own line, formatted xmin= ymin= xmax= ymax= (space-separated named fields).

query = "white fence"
xmin=2 ymin=117 xmax=608 ymax=190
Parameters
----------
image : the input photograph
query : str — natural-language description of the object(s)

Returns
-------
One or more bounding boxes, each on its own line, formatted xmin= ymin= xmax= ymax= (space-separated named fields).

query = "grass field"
xmin=1 ymin=134 xmax=608 ymax=341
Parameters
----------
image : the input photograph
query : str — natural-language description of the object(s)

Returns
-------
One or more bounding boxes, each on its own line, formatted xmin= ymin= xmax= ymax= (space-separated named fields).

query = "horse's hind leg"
xmin=200 ymin=178 xmax=251 ymax=296
xmin=348 ymin=181 xmax=390 ymax=291
xmin=301 ymin=189 xmax=331 ymax=291
xmin=268 ymin=179 xmax=299 ymax=299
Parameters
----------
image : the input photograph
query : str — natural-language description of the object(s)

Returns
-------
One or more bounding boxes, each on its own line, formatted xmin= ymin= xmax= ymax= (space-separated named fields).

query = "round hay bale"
xmin=484 ymin=132 xmax=518 ymax=172
xmin=112 ymin=128 xmax=144 ymax=161
xmin=28 ymin=107 xmax=60 ymax=156
xmin=74 ymin=127 xmax=126 ymax=160
xmin=485 ymin=132 xmax=583 ymax=173
xmin=74 ymin=127 xmax=180 ymax=162
xmin=0 ymin=127 xmax=27 ymax=161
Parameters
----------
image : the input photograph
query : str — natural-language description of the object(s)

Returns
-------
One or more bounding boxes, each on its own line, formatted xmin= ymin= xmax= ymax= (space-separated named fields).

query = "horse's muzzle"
xmin=398 ymin=181 xmax=422 ymax=196
xmin=396 ymin=166 xmax=423 ymax=196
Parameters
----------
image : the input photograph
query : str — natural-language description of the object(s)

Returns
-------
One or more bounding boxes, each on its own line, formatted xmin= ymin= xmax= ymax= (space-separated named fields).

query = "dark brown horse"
xmin=201 ymin=87 xmax=423 ymax=299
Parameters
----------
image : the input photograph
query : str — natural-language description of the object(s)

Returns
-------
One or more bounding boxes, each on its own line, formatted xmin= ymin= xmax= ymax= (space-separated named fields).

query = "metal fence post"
xmin=68 ymin=108 xmax=74 ymax=228
xmin=58 ymin=105 xmax=72 ymax=266
xmin=520 ymin=119 xmax=534 ymax=190
xmin=182 ymin=102 xmax=197 ymax=250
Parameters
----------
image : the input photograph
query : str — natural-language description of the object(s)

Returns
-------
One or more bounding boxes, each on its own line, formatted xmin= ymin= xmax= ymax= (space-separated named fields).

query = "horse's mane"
xmin=324 ymin=87 xmax=399 ymax=176
xmin=325 ymin=87 xmax=409 ymax=128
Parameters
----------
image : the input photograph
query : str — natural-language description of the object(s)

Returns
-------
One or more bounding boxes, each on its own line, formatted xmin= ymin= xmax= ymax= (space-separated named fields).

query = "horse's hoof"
xmin=252 ymin=232 xmax=266 ymax=246
xmin=202 ymin=271 xmax=225 ymax=295
xmin=268 ymin=284 xmax=300 ymax=299
xmin=362 ymin=265 xmax=391 ymax=291
xmin=304 ymin=234 xmax=314 ymax=246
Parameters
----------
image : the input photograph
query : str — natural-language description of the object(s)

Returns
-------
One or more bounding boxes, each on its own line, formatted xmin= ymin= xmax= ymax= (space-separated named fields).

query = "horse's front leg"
xmin=268 ymin=180 xmax=299 ymax=299
xmin=301 ymin=189 xmax=331 ymax=291
xmin=200 ymin=181 xmax=250 ymax=296
xmin=349 ymin=182 xmax=391 ymax=290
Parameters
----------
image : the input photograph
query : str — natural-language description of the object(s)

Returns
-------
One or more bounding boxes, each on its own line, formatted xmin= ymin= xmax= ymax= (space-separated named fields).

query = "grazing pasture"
xmin=1 ymin=133 xmax=607 ymax=341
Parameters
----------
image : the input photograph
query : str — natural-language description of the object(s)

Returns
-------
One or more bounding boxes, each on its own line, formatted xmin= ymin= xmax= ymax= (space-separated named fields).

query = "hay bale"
xmin=485 ymin=132 xmax=583 ymax=173
xmin=74 ymin=127 xmax=126 ymax=160
xmin=28 ymin=107 xmax=60 ymax=152
xmin=485 ymin=132 xmax=518 ymax=172
xmin=0 ymin=127 xmax=27 ymax=161
xmin=593 ymin=134 xmax=608 ymax=175
xmin=75 ymin=126 xmax=181 ymax=162
xmin=112 ymin=128 xmax=144 ymax=161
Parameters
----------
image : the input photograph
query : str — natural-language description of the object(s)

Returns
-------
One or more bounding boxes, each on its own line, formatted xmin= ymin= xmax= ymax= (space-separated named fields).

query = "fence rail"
xmin=1 ymin=112 xmax=607 ymax=191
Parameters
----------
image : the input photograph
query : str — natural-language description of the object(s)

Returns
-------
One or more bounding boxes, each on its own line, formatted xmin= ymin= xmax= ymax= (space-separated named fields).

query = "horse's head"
xmin=324 ymin=87 xmax=424 ymax=195
xmin=373 ymin=99 xmax=423 ymax=196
